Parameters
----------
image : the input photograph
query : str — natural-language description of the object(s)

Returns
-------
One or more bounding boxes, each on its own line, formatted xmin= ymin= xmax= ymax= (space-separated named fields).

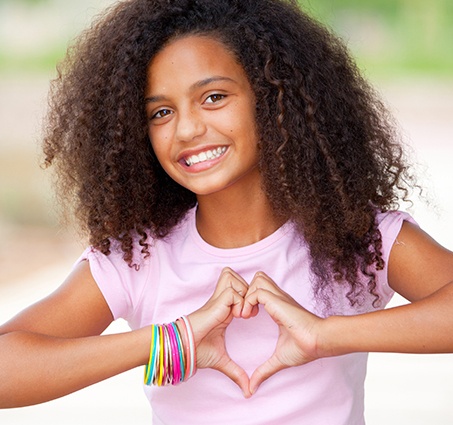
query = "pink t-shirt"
xmin=77 ymin=208 xmax=415 ymax=425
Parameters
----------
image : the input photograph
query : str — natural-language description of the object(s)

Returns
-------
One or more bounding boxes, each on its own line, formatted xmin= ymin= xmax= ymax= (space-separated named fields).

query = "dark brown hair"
xmin=43 ymin=0 xmax=416 ymax=308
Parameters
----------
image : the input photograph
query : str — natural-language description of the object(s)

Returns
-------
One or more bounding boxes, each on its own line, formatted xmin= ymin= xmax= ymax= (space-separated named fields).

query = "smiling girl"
xmin=1 ymin=1 xmax=453 ymax=424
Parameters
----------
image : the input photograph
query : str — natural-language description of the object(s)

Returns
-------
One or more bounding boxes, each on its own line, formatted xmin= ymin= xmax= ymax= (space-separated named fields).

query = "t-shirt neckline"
xmin=187 ymin=207 xmax=293 ymax=257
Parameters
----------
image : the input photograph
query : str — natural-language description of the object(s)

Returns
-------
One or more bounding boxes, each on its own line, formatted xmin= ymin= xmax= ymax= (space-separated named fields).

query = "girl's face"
xmin=145 ymin=35 xmax=260 ymax=197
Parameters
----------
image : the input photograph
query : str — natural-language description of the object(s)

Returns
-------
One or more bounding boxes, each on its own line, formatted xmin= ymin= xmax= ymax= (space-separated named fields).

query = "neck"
xmin=195 ymin=182 xmax=286 ymax=249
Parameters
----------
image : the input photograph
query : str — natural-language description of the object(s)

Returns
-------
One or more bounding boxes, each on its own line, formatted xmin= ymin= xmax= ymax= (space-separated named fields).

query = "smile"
xmin=184 ymin=147 xmax=227 ymax=167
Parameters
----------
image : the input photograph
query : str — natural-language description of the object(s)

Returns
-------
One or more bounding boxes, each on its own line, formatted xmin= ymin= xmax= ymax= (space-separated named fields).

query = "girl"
xmin=1 ymin=0 xmax=453 ymax=424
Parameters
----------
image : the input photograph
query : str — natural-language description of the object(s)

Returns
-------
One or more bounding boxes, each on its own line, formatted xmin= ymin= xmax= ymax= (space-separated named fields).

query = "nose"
xmin=175 ymin=106 xmax=207 ymax=142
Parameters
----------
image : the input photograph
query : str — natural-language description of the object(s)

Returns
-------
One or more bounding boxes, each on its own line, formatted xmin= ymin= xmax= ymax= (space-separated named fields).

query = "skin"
xmin=1 ymin=35 xmax=453 ymax=407
xmin=145 ymin=35 xmax=281 ymax=249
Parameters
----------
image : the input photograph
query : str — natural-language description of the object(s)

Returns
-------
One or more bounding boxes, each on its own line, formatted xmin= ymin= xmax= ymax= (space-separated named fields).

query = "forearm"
xmin=0 ymin=327 xmax=150 ymax=408
xmin=322 ymin=281 xmax=453 ymax=357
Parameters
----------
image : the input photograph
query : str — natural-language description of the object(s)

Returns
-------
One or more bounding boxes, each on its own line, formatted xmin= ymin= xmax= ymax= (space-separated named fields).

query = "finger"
xmin=208 ymin=285 xmax=246 ymax=323
xmin=245 ymin=272 xmax=300 ymax=314
xmin=242 ymin=273 xmax=274 ymax=319
xmin=248 ymin=271 xmax=281 ymax=296
xmin=247 ymin=304 xmax=260 ymax=319
xmin=245 ymin=287 xmax=307 ymax=332
xmin=212 ymin=267 xmax=249 ymax=299
xmin=188 ymin=287 xmax=245 ymax=340
xmin=213 ymin=357 xmax=252 ymax=398
xmin=242 ymin=286 xmax=277 ymax=319
xmin=220 ymin=286 xmax=245 ymax=319
xmin=249 ymin=354 xmax=287 ymax=395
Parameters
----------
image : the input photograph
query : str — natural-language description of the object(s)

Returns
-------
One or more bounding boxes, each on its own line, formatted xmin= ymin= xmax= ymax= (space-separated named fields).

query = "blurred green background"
xmin=0 ymin=0 xmax=452 ymax=284
xmin=308 ymin=0 xmax=453 ymax=78
xmin=1 ymin=0 xmax=452 ymax=77
xmin=0 ymin=0 xmax=113 ymax=75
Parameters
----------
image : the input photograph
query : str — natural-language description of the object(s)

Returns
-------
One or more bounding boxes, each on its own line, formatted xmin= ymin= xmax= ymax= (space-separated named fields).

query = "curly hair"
xmin=43 ymin=0 xmax=416 ymax=308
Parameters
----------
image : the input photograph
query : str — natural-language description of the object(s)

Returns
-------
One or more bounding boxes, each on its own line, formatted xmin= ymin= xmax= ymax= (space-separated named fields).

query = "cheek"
xmin=236 ymin=102 xmax=258 ymax=140
xmin=151 ymin=144 xmax=167 ymax=168
xmin=149 ymin=139 xmax=182 ymax=185
xmin=149 ymin=128 xmax=170 ymax=157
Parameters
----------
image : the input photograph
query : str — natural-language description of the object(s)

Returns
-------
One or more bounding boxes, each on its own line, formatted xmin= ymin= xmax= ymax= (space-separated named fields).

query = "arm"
xmin=0 ymin=262 xmax=254 ymax=406
xmin=324 ymin=221 xmax=453 ymax=355
xmin=242 ymin=221 xmax=453 ymax=393
xmin=0 ymin=261 xmax=151 ymax=408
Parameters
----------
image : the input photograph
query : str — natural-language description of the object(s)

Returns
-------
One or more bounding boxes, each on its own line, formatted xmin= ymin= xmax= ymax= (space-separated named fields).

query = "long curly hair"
xmin=43 ymin=0 xmax=416 ymax=308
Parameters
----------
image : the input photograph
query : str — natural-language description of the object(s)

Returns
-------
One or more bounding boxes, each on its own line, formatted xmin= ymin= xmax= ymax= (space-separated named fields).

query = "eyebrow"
xmin=144 ymin=76 xmax=236 ymax=104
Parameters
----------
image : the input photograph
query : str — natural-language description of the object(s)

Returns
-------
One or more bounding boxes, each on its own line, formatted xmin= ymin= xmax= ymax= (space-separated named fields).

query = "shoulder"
xmin=0 ymin=260 xmax=113 ymax=338
xmin=74 ymin=209 xmax=196 ymax=321
xmin=376 ymin=209 xmax=417 ymax=235
xmin=388 ymin=215 xmax=453 ymax=301
xmin=375 ymin=210 xmax=418 ymax=265
xmin=75 ymin=234 xmax=155 ymax=322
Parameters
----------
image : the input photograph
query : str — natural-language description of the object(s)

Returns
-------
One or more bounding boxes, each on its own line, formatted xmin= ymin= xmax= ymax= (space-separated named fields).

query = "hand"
xmin=242 ymin=271 xmax=324 ymax=395
xmin=187 ymin=268 xmax=258 ymax=397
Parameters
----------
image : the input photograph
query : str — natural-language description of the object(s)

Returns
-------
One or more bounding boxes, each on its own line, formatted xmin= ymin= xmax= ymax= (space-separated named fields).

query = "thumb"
xmin=214 ymin=358 xmax=252 ymax=398
xmin=249 ymin=355 xmax=287 ymax=395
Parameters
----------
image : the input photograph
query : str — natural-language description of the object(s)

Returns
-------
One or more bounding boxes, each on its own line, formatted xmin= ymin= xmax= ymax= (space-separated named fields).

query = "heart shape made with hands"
xmin=195 ymin=268 xmax=320 ymax=397
xmin=224 ymin=306 xmax=279 ymax=386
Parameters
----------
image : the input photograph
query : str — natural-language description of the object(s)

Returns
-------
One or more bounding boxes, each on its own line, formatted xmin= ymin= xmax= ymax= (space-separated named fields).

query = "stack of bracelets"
xmin=144 ymin=315 xmax=197 ymax=386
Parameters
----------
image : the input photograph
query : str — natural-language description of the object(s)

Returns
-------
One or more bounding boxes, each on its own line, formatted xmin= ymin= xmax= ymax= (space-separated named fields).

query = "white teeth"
xmin=185 ymin=147 xmax=227 ymax=166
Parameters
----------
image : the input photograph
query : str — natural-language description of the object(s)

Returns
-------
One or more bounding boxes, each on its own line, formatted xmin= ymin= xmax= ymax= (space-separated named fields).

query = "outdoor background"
xmin=0 ymin=0 xmax=452 ymax=423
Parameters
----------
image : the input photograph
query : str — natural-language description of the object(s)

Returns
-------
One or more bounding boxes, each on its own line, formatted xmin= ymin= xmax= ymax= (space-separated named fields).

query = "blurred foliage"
xmin=0 ymin=0 xmax=451 ymax=230
xmin=0 ymin=0 xmax=46 ymax=4
xmin=0 ymin=0 xmax=49 ymax=4
xmin=302 ymin=0 xmax=453 ymax=78
xmin=0 ymin=0 xmax=452 ymax=77
xmin=0 ymin=0 xmax=105 ymax=76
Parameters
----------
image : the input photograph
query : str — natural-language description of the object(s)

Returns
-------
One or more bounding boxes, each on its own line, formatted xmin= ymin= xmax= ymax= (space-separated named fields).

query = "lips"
xmin=182 ymin=146 xmax=227 ymax=167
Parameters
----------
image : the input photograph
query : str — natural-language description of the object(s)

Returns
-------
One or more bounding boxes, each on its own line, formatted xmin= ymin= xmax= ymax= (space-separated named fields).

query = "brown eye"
xmin=205 ymin=94 xmax=226 ymax=104
xmin=152 ymin=109 xmax=173 ymax=119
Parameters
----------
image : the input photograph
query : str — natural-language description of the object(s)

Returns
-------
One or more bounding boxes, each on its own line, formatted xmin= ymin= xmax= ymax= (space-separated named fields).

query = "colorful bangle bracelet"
xmin=166 ymin=323 xmax=179 ymax=384
xmin=176 ymin=317 xmax=191 ymax=381
xmin=158 ymin=325 xmax=165 ymax=386
xmin=162 ymin=324 xmax=170 ymax=385
xmin=172 ymin=322 xmax=185 ymax=383
xmin=144 ymin=316 xmax=195 ymax=387
xmin=180 ymin=315 xmax=196 ymax=379
xmin=144 ymin=324 xmax=158 ymax=385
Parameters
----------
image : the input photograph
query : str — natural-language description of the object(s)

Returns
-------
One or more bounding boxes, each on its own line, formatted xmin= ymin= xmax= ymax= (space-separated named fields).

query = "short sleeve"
xmin=73 ymin=246 xmax=151 ymax=322
xmin=375 ymin=210 xmax=418 ymax=304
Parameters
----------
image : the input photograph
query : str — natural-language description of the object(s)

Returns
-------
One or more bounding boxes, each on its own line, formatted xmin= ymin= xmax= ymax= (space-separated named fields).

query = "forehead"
xmin=146 ymin=35 xmax=248 ymax=91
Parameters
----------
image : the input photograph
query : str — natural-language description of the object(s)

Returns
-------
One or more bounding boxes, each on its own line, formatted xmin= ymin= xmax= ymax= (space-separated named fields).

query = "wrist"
xmin=142 ymin=316 xmax=196 ymax=387
xmin=317 ymin=315 xmax=352 ymax=358
xmin=136 ymin=325 xmax=153 ymax=365
xmin=186 ymin=310 xmax=208 ymax=346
